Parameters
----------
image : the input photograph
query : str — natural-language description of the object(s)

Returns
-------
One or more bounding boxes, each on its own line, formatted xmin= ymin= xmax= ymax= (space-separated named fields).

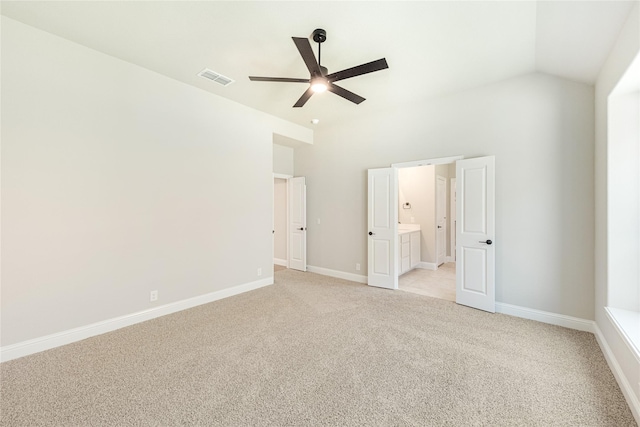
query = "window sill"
xmin=606 ymin=307 xmax=640 ymax=360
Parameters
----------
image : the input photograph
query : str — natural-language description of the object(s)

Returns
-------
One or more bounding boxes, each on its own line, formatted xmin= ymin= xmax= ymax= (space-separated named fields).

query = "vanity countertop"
xmin=398 ymin=224 xmax=421 ymax=235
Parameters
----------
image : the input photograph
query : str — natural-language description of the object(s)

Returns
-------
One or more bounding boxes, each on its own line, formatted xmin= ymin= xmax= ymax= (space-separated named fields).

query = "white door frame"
xmin=273 ymin=173 xmax=292 ymax=269
xmin=392 ymin=156 xmax=465 ymax=170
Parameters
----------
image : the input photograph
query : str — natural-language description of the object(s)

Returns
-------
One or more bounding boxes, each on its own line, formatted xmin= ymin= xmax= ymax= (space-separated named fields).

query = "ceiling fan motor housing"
xmin=312 ymin=28 xmax=327 ymax=44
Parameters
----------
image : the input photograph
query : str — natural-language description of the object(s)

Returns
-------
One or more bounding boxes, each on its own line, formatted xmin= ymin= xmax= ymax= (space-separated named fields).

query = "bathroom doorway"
xmin=368 ymin=155 xmax=495 ymax=312
xmin=396 ymin=163 xmax=457 ymax=301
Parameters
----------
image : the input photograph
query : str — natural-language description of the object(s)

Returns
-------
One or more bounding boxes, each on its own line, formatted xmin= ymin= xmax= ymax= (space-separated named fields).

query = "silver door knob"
xmin=479 ymin=239 xmax=493 ymax=245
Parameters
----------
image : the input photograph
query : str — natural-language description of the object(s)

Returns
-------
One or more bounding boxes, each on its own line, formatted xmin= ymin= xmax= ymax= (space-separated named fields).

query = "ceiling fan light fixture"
xmin=310 ymin=76 xmax=328 ymax=93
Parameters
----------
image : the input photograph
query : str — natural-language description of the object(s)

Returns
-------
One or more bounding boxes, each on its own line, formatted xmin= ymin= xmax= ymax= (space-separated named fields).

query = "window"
xmin=607 ymin=51 xmax=640 ymax=355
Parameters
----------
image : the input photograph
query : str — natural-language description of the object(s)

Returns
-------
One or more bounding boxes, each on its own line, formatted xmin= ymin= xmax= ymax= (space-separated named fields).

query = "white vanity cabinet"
xmin=400 ymin=233 xmax=411 ymax=273
xmin=410 ymin=231 xmax=420 ymax=268
xmin=398 ymin=226 xmax=421 ymax=275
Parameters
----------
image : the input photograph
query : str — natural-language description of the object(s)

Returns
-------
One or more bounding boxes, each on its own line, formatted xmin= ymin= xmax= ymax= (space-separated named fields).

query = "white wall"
xmin=273 ymin=144 xmax=294 ymax=176
xmin=296 ymin=72 xmax=595 ymax=320
xmin=594 ymin=4 xmax=640 ymax=419
xmin=273 ymin=178 xmax=288 ymax=262
xmin=0 ymin=17 xmax=308 ymax=347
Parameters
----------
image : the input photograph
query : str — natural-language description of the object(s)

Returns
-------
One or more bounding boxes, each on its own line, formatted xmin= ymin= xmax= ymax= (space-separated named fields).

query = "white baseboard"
xmin=0 ymin=277 xmax=273 ymax=363
xmin=493 ymin=303 xmax=640 ymax=420
xmin=445 ymin=256 xmax=455 ymax=263
xmin=273 ymin=258 xmax=288 ymax=267
xmin=594 ymin=322 xmax=640 ymax=424
xmin=416 ymin=262 xmax=437 ymax=271
xmin=495 ymin=302 xmax=594 ymax=333
xmin=307 ymin=265 xmax=367 ymax=284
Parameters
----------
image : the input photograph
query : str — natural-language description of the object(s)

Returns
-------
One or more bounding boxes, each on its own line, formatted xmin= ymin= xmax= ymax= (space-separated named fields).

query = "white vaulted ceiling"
xmin=1 ymin=1 xmax=636 ymax=128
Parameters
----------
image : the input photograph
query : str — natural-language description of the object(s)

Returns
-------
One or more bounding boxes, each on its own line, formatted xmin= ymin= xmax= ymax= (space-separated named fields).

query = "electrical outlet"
xmin=356 ymin=263 xmax=361 ymax=271
xmin=317 ymin=218 xmax=321 ymax=225
xmin=257 ymin=268 xmax=262 ymax=276
xmin=150 ymin=290 xmax=158 ymax=302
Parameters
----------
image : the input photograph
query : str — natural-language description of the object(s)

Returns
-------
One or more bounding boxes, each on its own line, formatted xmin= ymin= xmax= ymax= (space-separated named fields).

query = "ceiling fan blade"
xmin=326 ymin=58 xmax=389 ymax=82
xmin=293 ymin=87 xmax=314 ymax=108
xmin=249 ymin=76 xmax=310 ymax=83
xmin=327 ymin=83 xmax=366 ymax=104
xmin=292 ymin=37 xmax=323 ymax=76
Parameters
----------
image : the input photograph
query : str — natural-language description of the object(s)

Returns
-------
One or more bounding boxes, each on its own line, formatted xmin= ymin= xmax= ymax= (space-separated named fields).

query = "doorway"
xmin=273 ymin=174 xmax=307 ymax=274
xmin=367 ymin=155 xmax=496 ymax=313
xmin=396 ymin=163 xmax=457 ymax=301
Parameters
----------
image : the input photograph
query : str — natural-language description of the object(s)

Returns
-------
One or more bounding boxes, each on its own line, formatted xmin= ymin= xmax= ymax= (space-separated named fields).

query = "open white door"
xmin=436 ymin=175 xmax=447 ymax=266
xmin=455 ymin=156 xmax=495 ymax=313
xmin=289 ymin=177 xmax=306 ymax=271
xmin=367 ymin=168 xmax=398 ymax=289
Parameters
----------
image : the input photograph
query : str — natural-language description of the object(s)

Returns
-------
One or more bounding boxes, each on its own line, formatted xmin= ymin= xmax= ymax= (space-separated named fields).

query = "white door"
xmin=367 ymin=168 xmax=398 ymax=289
xmin=288 ymin=177 xmax=306 ymax=271
xmin=455 ymin=156 xmax=495 ymax=312
xmin=436 ymin=175 xmax=447 ymax=266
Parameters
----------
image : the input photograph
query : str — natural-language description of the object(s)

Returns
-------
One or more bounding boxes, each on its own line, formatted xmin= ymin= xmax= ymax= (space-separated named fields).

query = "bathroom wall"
xmin=399 ymin=166 xmax=434 ymax=263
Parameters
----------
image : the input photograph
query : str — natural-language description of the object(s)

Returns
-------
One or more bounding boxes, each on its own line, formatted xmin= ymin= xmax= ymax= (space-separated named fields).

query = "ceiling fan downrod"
xmin=313 ymin=28 xmax=327 ymax=74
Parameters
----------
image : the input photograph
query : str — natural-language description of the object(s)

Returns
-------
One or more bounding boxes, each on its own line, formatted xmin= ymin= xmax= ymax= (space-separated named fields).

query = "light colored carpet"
xmin=1 ymin=269 xmax=636 ymax=426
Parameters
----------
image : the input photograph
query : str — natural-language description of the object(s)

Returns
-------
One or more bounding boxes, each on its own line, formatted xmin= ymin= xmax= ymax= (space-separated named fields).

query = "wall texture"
xmin=0 ymin=17 xmax=306 ymax=347
xmin=296 ymin=72 xmax=595 ymax=320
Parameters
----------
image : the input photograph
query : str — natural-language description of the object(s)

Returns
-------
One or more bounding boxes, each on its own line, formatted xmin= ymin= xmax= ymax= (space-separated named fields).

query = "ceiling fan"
xmin=249 ymin=29 xmax=389 ymax=108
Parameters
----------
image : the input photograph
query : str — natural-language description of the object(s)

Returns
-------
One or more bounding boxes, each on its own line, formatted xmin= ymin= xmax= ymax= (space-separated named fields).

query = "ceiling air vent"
xmin=197 ymin=68 xmax=235 ymax=87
